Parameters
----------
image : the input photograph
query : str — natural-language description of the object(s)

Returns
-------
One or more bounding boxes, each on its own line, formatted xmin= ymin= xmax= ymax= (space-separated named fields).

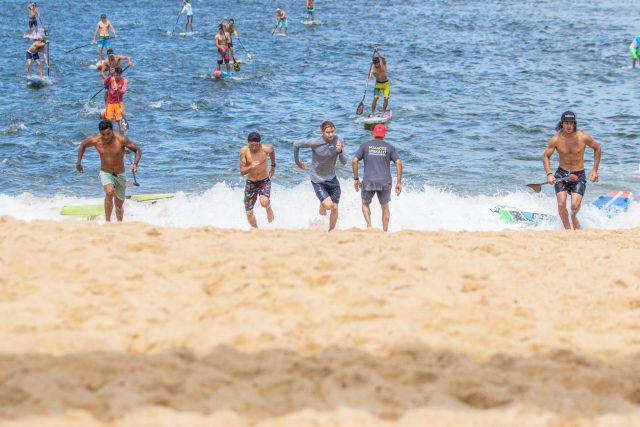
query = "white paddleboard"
xmin=363 ymin=110 xmax=393 ymax=125
xmin=274 ymin=32 xmax=287 ymax=37
xmin=301 ymin=20 xmax=322 ymax=25
xmin=26 ymin=75 xmax=51 ymax=86
xmin=179 ymin=31 xmax=199 ymax=36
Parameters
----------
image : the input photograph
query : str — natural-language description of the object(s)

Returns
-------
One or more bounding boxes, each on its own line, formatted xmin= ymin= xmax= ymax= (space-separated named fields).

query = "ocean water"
xmin=1 ymin=0 xmax=639 ymax=230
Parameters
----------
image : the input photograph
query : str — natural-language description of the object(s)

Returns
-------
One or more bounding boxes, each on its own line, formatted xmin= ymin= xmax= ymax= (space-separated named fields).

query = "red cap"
xmin=373 ymin=124 xmax=386 ymax=137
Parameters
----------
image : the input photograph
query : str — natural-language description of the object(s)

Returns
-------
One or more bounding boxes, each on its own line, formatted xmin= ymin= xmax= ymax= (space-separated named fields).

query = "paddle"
xmin=356 ymin=46 xmax=378 ymax=115
xmin=65 ymin=42 xmax=92 ymax=54
xmin=172 ymin=11 xmax=182 ymax=34
xmin=125 ymin=150 xmax=140 ymax=187
xmin=236 ymin=37 xmax=253 ymax=60
xmin=526 ymin=174 xmax=578 ymax=193
xmin=89 ymin=64 xmax=130 ymax=100
xmin=38 ymin=16 xmax=48 ymax=36
xmin=111 ymin=75 xmax=129 ymax=132
xmin=46 ymin=41 xmax=50 ymax=77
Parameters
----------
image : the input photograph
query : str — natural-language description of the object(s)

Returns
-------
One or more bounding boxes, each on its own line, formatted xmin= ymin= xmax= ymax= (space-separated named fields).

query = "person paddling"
xmin=27 ymin=2 xmax=41 ymax=37
xmin=26 ymin=38 xmax=49 ymax=77
xmin=180 ymin=0 xmax=194 ymax=33
xmin=91 ymin=14 xmax=117 ymax=63
xmin=366 ymin=47 xmax=390 ymax=117
xmin=275 ymin=8 xmax=288 ymax=34
xmin=214 ymin=25 xmax=232 ymax=73
xmin=101 ymin=67 xmax=128 ymax=134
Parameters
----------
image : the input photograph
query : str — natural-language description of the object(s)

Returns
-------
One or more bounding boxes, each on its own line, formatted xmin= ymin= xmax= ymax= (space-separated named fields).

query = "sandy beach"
xmin=1 ymin=216 xmax=640 ymax=426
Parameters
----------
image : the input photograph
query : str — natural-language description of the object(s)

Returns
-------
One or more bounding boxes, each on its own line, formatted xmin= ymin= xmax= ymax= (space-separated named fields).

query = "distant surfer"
xmin=180 ymin=0 xmax=194 ymax=33
xmin=101 ymin=67 xmax=128 ymax=134
xmin=352 ymin=124 xmax=403 ymax=231
xmin=76 ymin=119 xmax=142 ymax=222
xmin=306 ymin=0 xmax=315 ymax=22
xmin=275 ymin=8 xmax=288 ymax=34
xmin=294 ymin=120 xmax=346 ymax=232
xmin=630 ymin=36 xmax=640 ymax=68
xmin=239 ymin=132 xmax=276 ymax=228
xmin=92 ymin=14 xmax=117 ymax=63
xmin=214 ymin=25 xmax=232 ymax=73
xmin=26 ymin=38 xmax=49 ymax=78
xmin=542 ymin=111 xmax=602 ymax=230
xmin=27 ymin=2 xmax=41 ymax=37
xmin=366 ymin=48 xmax=390 ymax=118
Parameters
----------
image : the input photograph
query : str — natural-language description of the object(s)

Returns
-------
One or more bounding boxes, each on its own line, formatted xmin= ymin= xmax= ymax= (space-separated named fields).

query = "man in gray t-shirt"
xmin=352 ymin=124 xmax=402 ymax=231
xmin=294 ymin=120 xmax=346 ymax=231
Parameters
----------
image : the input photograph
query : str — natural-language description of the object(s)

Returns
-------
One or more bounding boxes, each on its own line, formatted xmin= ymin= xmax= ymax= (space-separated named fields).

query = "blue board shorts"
xmin=554 ymin=168 xmax=586 ymax=196
xmin=98 ymin=37 xmax=110 ymax=48
xmin=277 ymin=18 xmax=288 ymax=28
xmin=312 ymin=176 xmax=341 ymax=204
xmin=26 ymin=50 xmax=40 ymax=61
xmin=29 ymin=18 xmax=37 ymax=28
xmin=361 ymin=189 xmax=391 ymax=205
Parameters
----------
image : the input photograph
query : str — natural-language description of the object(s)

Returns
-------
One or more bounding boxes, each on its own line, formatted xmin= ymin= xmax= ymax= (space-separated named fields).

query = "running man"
xmin=214 ymin=25 xmax=232 ymax=73
xmin=306 ymin=0 xmax=315 ymax=22
xmin=181 ymin=0 xmax=194 ymax=33
xmin=543 ymin=111 xmax=601 ymax=230
xmin=352 ymin=124 xmax=402 ymax=232
xmin=26 ymin=38 xmax=49 ymax=77
xmin=92 ymin=14 xmax=117 ymax=63
xmin=366 ymin=48 xmax=390 ymax=117
xmin=275 ymin=8 xmax=288 ymax=34
xmin=76 ymin=119 xmax=142 ymax=222
xmin=101 ymin=67 xmax=128 ymax=134
xmin=294 ymin=120 xmax=346 ymax=232
xmin=630 ymin=36 xmax=640 ymax=68
xmin=27 ymin=2 xmax=40 ymax=37
xmin=239 ymin=132 xmax=276 ymax=228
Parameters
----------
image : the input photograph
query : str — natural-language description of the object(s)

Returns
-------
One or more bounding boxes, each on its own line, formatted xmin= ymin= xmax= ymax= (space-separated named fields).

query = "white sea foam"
xmin=0 ymin=181 xmax=636 ymax=232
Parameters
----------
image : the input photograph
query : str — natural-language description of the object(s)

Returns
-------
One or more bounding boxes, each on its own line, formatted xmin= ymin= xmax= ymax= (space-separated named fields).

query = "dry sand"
xmin=1 ymin=216 xmax=640 ymax=426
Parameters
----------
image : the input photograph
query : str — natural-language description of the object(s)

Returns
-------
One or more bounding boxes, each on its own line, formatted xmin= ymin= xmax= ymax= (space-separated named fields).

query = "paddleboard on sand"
xmin=591 ymin=190 xmax=632 ymax=215
xmin=60 ymin=193 xmax=177 ymax=217
xmin=363 ymin=110 xmax=393 ymax=125
xmin=491 ymin=205 xmax=555 ymax=224
xmin=213 ymin=70 xmax=233 ymax=79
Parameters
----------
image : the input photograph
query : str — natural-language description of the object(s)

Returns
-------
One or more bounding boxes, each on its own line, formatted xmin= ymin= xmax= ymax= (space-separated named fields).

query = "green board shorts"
xmin=631 ymin=47 xmax=640 ymax=58
xmin=99 ymin=170 xmax=126 ymax=200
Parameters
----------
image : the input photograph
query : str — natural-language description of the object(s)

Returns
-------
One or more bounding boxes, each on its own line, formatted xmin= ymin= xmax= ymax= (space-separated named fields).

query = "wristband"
xmin=271 ymin=164 xmax=276 ymax=167
xmin=354 ymin=177 xmax=359 ymax=180
xmin=546 ymin=172 xmax=553 ymax=176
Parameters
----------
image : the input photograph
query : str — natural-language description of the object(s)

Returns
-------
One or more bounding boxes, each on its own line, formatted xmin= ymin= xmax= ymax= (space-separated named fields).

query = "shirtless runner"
xmin=92 ymin=14 xmax=117 ymax=63
xmin=239 ymin=132 xmax=276 ymax=228
xmin=542 ymin=111 xmax=601 ymax=230
xmin=76 ymin=120 xmax=142 ymax=222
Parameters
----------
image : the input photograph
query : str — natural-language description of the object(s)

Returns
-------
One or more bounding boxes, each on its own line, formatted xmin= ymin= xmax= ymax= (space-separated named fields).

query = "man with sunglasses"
xmin=366 ymin=48 xmax=390 ymax=118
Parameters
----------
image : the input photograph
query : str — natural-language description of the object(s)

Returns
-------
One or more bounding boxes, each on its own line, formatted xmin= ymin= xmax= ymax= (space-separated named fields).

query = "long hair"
xmin=555 ymin=120 xmax=577 ymax=132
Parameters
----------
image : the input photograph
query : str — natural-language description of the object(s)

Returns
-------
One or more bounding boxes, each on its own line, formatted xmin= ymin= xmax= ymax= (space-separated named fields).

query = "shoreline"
xmin=1 ymin=217 xmax=640 ymax=426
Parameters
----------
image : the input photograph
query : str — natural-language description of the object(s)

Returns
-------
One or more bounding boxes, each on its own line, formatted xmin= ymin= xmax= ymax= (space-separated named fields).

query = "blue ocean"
xmin=1 ymin=0 xmax=639 ymax=230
